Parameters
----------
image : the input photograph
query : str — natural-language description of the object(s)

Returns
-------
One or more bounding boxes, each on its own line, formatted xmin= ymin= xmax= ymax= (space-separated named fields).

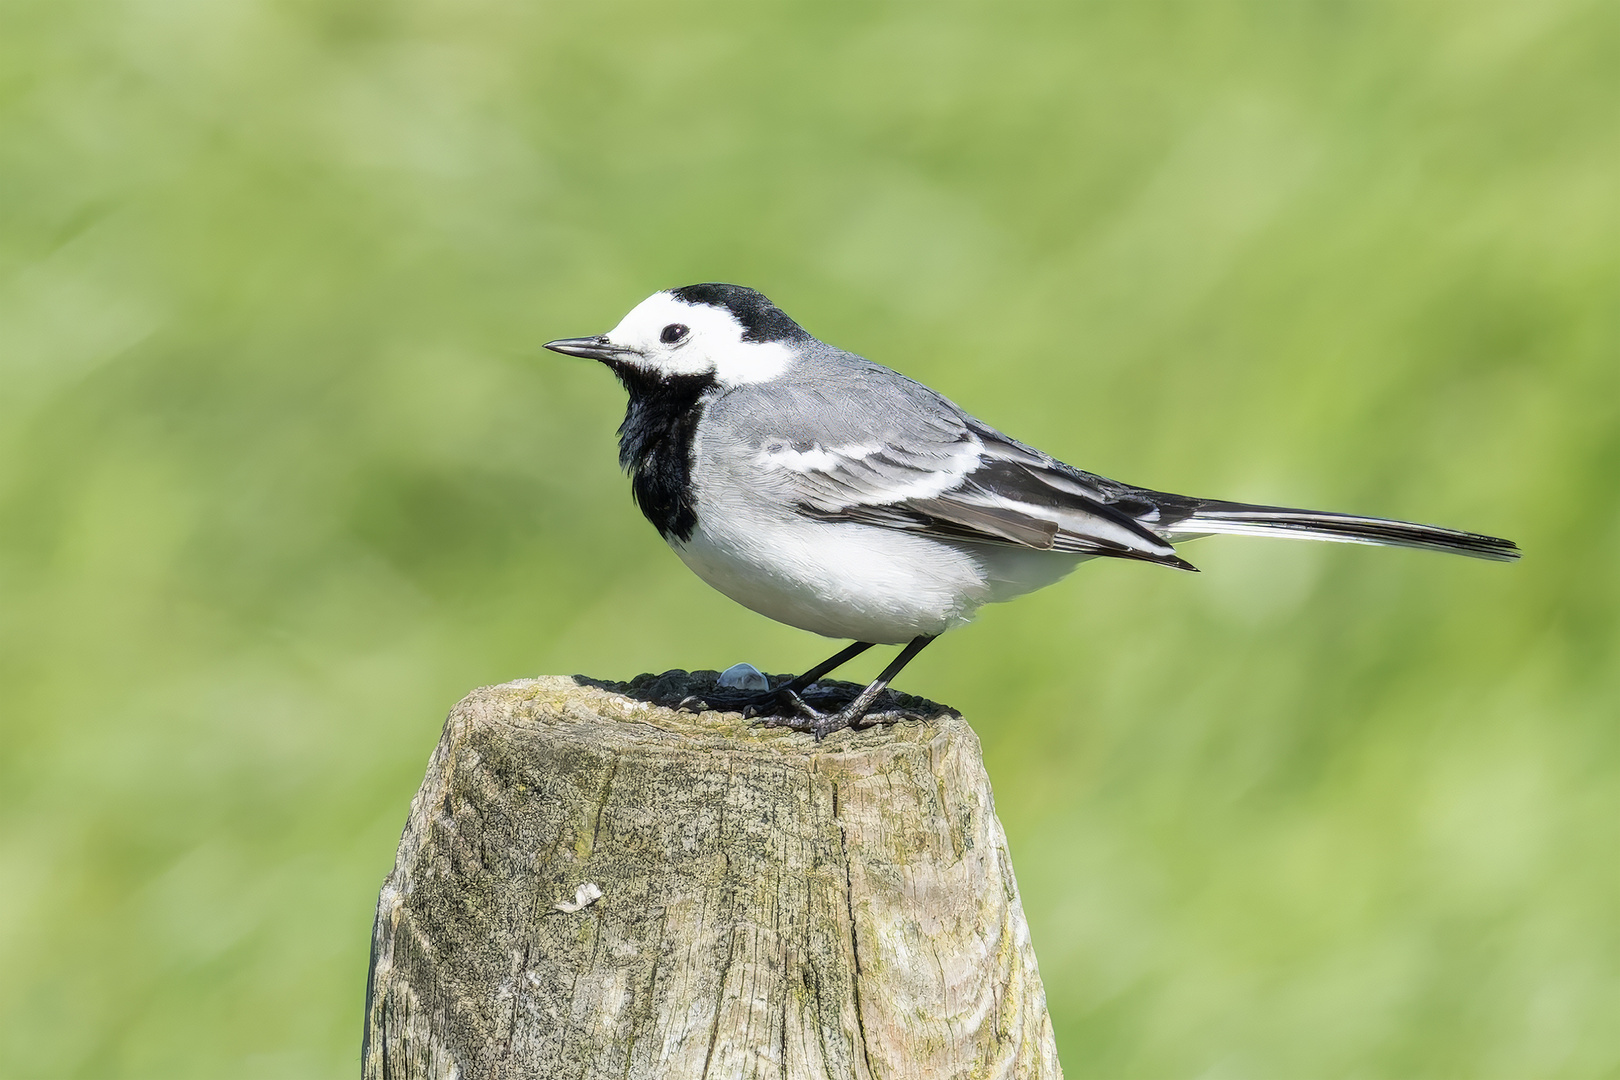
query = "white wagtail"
xmin=547 ymin=284 xmax=1518 ymax=738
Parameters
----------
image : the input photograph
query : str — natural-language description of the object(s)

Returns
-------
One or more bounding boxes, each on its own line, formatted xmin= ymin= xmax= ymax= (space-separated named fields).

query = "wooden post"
xmin=363 ymin=672 xmax=1062 ymax=1079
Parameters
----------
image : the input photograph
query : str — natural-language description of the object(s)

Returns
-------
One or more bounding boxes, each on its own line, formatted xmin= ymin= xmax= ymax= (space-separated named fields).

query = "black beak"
xmin=543 ymin=335 xmax=636 ymax=363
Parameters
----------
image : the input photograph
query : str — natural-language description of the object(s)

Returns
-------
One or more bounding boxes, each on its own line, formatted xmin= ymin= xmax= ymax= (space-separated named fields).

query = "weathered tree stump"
xmin=363 ymin=672 xmax=1061 ymax=1079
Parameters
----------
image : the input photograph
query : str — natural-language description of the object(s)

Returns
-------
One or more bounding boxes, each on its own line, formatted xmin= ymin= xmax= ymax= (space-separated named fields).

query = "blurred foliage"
xmin=2 ymin=0 xmax=1616 ymax=1076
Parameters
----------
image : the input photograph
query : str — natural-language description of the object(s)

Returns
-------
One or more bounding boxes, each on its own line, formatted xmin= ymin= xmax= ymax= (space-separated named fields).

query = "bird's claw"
xmin=751 ymin=708 xmax=840 ymax=740
xmin=746 ymin=686 xmax=819 ymax=723
xmin=682 ymin=676 xmax=910 ymax=740
xmin=748 ymin=691 xmax=906 ymax=741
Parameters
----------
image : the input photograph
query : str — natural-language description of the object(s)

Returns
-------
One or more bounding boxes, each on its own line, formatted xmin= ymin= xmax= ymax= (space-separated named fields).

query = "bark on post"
xmin=363 ymin=672 xmax=1061 ymax=1079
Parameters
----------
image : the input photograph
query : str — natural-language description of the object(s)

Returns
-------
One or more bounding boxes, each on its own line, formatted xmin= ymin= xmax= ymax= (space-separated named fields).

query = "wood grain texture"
xmin=363 ymin=672 xmax=1061 ymax=1079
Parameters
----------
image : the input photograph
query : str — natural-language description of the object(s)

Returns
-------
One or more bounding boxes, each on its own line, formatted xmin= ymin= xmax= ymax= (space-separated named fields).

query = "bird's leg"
xmin=678 ymin=641 xmax=874 ymax=714
xmin=787 ymin=641 xmax=876 ymax=693
xmin=755 ymin=636 xmax=937 ymax=740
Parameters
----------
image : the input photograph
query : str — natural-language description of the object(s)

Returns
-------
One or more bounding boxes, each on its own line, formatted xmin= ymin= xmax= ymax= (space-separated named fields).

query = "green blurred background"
xmin=3 ymin=1 xmax=1616 ymax=1075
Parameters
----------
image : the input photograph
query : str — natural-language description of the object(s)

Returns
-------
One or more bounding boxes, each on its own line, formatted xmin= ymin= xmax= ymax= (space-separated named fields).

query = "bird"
xmin=546 ymin=283 xmax=1519 ymax=739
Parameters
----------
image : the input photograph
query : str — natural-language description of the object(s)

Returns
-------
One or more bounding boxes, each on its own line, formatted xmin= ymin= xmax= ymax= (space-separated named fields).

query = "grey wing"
xmin=743 ymin=377 xmax=1197 ymax=571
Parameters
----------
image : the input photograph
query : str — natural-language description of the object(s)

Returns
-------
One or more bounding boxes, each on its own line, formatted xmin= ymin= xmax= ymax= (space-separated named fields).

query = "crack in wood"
xmin=831 ymin=778 xmax=878 ymax=1080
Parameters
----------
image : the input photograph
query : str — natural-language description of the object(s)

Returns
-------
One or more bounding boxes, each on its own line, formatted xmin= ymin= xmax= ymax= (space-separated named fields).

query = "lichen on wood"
xmin=363 ymin=671 xmax=1061 ymax=1079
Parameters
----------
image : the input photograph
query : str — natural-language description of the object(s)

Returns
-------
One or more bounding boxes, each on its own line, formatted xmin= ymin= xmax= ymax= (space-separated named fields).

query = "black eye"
xmin=660 ymin=323 xmax=689 ymax=344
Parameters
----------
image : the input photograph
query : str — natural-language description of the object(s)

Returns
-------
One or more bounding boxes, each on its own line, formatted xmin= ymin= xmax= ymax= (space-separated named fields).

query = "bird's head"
xmin=545 ymin=283 xmax=811 ymax=387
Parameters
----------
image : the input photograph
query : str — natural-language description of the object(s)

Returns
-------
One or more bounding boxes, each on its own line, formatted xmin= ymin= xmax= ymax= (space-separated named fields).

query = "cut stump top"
xmin=364 ymin=672 xmax=1060 ymax=1080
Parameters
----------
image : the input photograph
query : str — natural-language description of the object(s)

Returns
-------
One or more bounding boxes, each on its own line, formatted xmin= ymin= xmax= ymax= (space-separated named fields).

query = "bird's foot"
xmin=746 ymin=687 xmax=905 ymax=741
xmin=673 ymin=676 xmax=913 ymax=740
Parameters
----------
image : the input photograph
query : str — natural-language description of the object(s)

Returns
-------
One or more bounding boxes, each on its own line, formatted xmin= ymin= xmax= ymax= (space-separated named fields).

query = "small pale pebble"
xmin=717 ymin=663 xmax=770 ymax=692
xmin=554 ymin=882 xmax=603 ymax=913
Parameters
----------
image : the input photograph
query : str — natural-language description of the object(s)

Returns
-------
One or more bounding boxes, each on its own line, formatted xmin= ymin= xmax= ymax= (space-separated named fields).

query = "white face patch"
xmin=601 ymin=292 xmax=795 ymax=386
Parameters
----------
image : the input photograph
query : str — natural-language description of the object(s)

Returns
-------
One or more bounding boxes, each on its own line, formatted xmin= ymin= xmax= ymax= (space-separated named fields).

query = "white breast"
xmin=672 ymin=486 xmax=1087 ymax=644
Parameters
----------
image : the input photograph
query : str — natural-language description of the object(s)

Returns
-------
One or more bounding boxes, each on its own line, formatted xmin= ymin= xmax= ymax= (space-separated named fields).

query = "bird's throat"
xmin=613 ymin=367 xmax=717 ymax=543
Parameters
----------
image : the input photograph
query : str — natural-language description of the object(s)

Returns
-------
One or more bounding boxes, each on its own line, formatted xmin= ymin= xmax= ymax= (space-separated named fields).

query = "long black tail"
xmin=1157 ymin=497 xmax=1520 ymax=562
